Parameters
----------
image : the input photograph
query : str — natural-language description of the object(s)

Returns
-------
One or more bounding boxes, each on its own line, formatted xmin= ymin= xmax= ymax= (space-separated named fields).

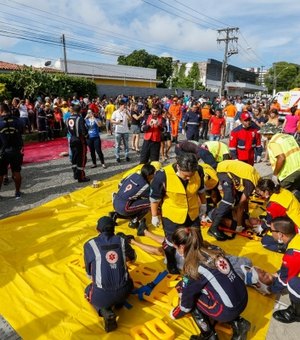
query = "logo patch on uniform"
xmin=106 ymin=251 xmax=118 ymax=264
xmin=215 ymin=256 xmax=230 ymax=275
xmin=68 ymin=120 xmax=74 ymax=127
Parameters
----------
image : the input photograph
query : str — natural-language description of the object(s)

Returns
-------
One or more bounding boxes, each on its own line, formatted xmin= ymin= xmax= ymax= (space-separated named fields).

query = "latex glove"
xmin=151 ymin=216 xmax=160 ymax=227
xmin=201 ymin=215 xmax=212 ymax=224
xmin=199 ymin=203 xmax=207 ymax=216
xmin=236 ymin=225 xmax=244 ymax=232
xmin=252 ymin=224 xmax=263 ymax=234
xmin=272 ymin=175 xmax=279 ymax=186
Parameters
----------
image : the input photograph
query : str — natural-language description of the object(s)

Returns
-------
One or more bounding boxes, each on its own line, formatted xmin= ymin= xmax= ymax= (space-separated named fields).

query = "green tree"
xmin=0 ymin=67 xmax=97 ymax=100
xmin=118 ymin=49 xmax=173 ymax=87
xmin=264 ymin=62 xmax=299 ymax=93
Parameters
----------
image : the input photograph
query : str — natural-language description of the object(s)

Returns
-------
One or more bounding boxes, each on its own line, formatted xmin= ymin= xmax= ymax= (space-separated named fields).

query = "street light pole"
xmin=273 ymin=63 xmax=277 ymax=96
xmin=272 ymin=64 xmax=290 ymax=96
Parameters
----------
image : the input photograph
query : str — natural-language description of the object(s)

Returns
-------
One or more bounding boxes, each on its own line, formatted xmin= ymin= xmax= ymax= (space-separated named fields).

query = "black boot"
xmin=208 ymin=225 xmax=228 ymax=241
xmin=109 ymin=211 xmax=119 ymax=223
xmin=163 ymin=242 xmax=180 ymax=274
xmin=72 ymin=167 xmax=78 ymax=180
xmin=190 ymin=308 xmax=218 ymax=340
xmin=137 ymin=218 xmax=148 ymax=236
xmin=98 ymin=307 xmax=117 ymax=332
xmin=230 ymin=316 xmax=251 ymax=340
xmin=273 ymin=301 xmax=300 ymax=323
xmin=128 ymin=217 xmax=139 ymax=229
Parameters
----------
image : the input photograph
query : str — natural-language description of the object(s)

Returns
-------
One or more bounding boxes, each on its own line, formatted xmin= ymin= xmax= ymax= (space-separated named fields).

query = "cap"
xmin=96 ymin=216 xmax=116 ymax=233
xmin=240 ymin=112 xmax=251 ymax=121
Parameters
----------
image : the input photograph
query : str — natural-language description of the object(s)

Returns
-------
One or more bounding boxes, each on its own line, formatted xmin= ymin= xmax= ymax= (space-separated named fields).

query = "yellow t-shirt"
xmin=104 ymin=104 xmax=116 ymax=120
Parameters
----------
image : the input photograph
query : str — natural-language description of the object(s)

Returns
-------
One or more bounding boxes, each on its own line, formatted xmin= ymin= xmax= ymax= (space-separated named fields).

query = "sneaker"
xmin=128 ymin=219 xmax=139 ymax=229
xmin=137 ymin=218 xmax=148 ymax=236
xmin=78 ymin=177 xmax=90 ymax=183
xmin=91 ymin=164 xmax=97 ymax=168
xmin=102 ymin=164 xmax=107 ymax=169
xmin=15 ymin=191 xmax=21 ymax=199
xmin=116 ymin=158 xmax=121 ymax=163
xmin=126 ymin=157 xmax=130 ymax=162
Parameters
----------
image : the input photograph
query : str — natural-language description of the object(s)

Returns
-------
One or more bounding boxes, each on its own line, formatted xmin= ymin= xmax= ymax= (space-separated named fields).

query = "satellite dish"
xmin=44 ymin=61 xmax=52 ymax=67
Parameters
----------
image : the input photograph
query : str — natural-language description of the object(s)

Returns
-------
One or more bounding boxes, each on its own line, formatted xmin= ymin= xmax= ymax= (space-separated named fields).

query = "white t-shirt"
xmin=19 ymin=104 xmax=28 ymax=118
xmin=111 ymin=108 xmax=130 ymax=133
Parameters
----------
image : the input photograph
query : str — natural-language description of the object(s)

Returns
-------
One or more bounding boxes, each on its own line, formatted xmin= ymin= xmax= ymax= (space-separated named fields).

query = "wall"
xmin=93 ymin=78 xmax=156 ymax=88
xmin=96 ymin=84 xmax=217 ymax=99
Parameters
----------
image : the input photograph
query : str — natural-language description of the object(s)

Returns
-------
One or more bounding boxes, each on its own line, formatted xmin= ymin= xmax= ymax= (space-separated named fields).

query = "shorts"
xmin=131 ymin=125 xmax=141 ymax=134
xmin=162 ymin=131 xmax=171 ymax=141
xmin=0 ymin=151 xmax=23 ymax=175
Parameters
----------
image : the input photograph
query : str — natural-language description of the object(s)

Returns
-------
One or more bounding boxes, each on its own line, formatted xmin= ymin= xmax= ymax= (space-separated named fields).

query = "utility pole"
xmin=260 ymin=65 xmax=265 ymax=86
xmin=61 ymin=34 xmax=68 ymax=74
xmin=217 ymin=27 xmax=239 ymax=97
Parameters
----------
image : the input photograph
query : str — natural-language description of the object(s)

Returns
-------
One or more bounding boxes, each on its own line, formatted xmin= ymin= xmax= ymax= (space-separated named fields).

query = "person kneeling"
xmin=83 ymin=216 xmax=136 ymax=332
xmin=170 ymin=227 xmax=250 ymax=340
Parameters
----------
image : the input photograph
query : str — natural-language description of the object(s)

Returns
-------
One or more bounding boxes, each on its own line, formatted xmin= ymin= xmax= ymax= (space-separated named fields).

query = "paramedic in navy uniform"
xmin=170 ymin=227 xmax=251 ymax=340
xmin=112 ymin=163 xmax=156 ymax=229
xmin=84 ymin=216 xmax=136 ymax=333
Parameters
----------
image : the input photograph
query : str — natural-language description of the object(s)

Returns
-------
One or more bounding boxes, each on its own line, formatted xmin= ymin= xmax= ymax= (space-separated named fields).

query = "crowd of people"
xmin=1 ymin=92 xmax=300 ymax=338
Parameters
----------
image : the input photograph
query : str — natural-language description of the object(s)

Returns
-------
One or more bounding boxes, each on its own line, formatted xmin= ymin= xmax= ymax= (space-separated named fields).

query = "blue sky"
xmin=1 ymin=0 xmax=300 ymax=71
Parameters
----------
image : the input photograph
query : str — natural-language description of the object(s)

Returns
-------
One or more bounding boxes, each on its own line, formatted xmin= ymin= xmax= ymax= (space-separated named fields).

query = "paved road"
xmin=0 ymin=134 xmax=272 ymax=219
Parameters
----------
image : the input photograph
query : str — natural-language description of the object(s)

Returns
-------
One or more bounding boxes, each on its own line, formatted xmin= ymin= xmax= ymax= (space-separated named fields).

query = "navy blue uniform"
xmin=183 ymin=109 xmax=201 ymax=141
xmin=67 ymin=114 xmax=88 ymax=181
xmin=113 ymin=172 xmax=151 ymax=219
xmin=84 ymin=232 xmax=135 ymax=310
xmin=171 ymin=256 xmax=248 ymax=323
xmin=0 ymin=114 xmax=23 ymax=176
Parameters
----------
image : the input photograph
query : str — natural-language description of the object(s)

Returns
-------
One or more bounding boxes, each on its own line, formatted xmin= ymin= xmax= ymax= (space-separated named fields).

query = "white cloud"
xmin=1 ymin=0 xmax=300 ymax=69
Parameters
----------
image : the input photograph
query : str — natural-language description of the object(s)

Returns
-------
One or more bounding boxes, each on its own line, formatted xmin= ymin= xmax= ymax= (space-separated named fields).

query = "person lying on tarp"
xmin=83 ymin=216 xmax=136 ymax=333
xmin=121 ymin=226 xmax=274 ymax=297
xmin=110 ymin=163 xmax=156 ymax=230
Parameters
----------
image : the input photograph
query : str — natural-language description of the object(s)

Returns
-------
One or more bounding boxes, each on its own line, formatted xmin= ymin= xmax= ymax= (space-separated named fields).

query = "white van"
xmin=273 ymin=89 xmax=300 ymax=120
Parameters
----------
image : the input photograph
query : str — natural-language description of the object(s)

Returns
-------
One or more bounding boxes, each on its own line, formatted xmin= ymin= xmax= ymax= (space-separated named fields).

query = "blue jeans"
xmin=209 ymin=134 xmax=221 ymax=141
xmin=115 ymin=133 xmax=129 ymax=159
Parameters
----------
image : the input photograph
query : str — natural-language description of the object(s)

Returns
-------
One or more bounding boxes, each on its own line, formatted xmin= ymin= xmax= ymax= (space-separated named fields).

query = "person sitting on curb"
xmin=83 ymin=216 xmax=136 ymax=333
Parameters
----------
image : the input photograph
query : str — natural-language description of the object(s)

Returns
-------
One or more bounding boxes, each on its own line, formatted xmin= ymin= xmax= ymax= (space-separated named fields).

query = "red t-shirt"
xmin=209 ymin=116 xmax=225 ymax=134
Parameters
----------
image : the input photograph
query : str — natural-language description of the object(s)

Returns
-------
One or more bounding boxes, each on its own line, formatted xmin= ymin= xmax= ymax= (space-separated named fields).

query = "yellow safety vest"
xmin=203 ymin=141 xmax=230 ymax=163
xmin=217 ymin=160 xmax=260 ymax=191
xmin=162 ymin=164 xmax=201 ymax=224
xmin=200 ymin=163 xmax=219 ymax=190
xmin=269 ymin=188 xmax=300 ymax=228
xmin=287 ymin=234 xmax=300 ymax=254
xmin=268 ymin=133 xmax=300 ymax=181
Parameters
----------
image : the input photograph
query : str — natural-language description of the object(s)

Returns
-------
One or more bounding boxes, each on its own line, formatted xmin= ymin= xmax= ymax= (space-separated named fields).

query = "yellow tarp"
xmin=0 ymin=170 xmax=283 ymax=340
